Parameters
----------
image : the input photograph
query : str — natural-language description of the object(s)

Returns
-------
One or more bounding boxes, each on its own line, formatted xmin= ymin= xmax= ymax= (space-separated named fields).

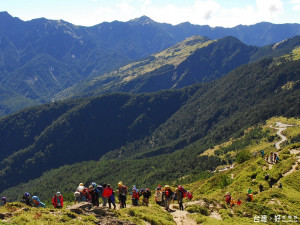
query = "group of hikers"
xmin=225 ymin=174 xmax=284 ymax=208
xmin=224 ymin=186 xmax=254 ymax=208
xmin=73 ymin=182 xmax=193 ymax=211
xmin=1 ymin=182 xmax=193 ymax=212
xmin=259 ymin=150 xmax=279 ymax=164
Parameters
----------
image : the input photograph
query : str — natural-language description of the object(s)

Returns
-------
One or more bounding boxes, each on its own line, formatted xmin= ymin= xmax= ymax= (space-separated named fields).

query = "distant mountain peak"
xmin=0 ymin=11 xmax=13 ymax=20
xmin=0 ymin=11 xmax=22 ymax=24
xmin=129 ymin=15 xmax=155 ymax=25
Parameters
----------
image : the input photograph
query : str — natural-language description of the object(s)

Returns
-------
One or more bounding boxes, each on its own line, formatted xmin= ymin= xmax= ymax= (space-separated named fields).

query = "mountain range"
xmin=1 ymin=11 xmax=300 ymax=115
xmin=0 ymin=44 xmax=299 ymax=194
xmin=0 ymin=11 xmax=299 ymax=205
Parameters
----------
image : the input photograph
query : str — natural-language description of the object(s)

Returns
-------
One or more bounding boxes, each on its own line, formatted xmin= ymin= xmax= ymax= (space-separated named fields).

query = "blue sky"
xmin=0 ymin=0 xmax=300 ymax=27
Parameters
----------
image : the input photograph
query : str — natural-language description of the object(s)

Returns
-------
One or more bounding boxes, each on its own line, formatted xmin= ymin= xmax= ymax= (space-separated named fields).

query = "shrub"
xmin=185 ymin=204 xmax=209 ymax=216
xmin=236 ymin=149 xmax=251 ymax=164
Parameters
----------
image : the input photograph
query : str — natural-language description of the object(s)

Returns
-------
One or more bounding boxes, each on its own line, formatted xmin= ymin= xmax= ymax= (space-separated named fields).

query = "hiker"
xmin=74 ymin=191 xmax=81 ymax=204
xmin=154 ymin=187 xmax=163 ymax=206
xmin=131 ymin=189 xmax=140 ymax=206
xmin=236 ymin=199 xmax=242 ymax=206
xmin=1 ymin=197 xmax=7 ymax=206
xmin=162 ymin=185 xmax=174 ymax=211
xmin=265 ymin=174 xmax=269 ymax=181
xmin=117 ymin=181 xmax=127 ymax=208
xmin=247 ymin=187 xmax=253 ymax=202
xmin=265 ymin=155 xmax=269 ymax=162
xmin=254 ymin=151 xmax=258 ymax=158
xmin=269 ymin=177 xmax=275 ymax=188
xmin=105 ymin=184 xmax=116 ymax=209
xmin=275 ymin=155 xmax=279 ymax=164
xmin=88 ymin=185 xmax=99 ymax=207
xmin=102 ymin=184 xmax=108 ymax=207
xmin=261 ymin=150 xmax=264 ymax=158
xmin=177 ymin=185 xmax=186 ymax=211
xmin=52 ymin=192 xmax=63 ymax=209
xmin=279 ymin=183 xmax=282 ymax=189
xmin=82 ymin=186 xmax=91 ymax=202
xmin=32 ymin=196 xmax=46 ymax=208
xmin=259 ymin=183 xmax=264 ymax=192
xmin=141 ymin=188 xmax=151 ymax=206
xmin=76 ymin=183 xmax=89 ymax=202
xmin=270 ymin=152 xmax=273 ymax=164
xmin=246 ymin=194 xmax=252 ymax=202
xmin=273 ymin=153 xmax=277 ymax=163
xmin=76 ymin=183 xmax=84 ymax=191
xmin=230 ymin=198 xmax=235 ymax=208
xmin=96 ymin=184 xmax=104 ymax=204
xmin=224 ymin=192 xmax=231 ymax=205
xmin=247 ymin=187 xmax=253 ymax=195
xmin=91 ymin=182 xmax=100 ymax=206
xmin=21 ymin=192 xmax=32 ymax=206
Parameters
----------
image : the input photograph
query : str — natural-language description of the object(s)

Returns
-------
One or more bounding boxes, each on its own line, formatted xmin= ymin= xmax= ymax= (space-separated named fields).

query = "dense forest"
xmin=0 ymin=55 xmax=299 ymax=195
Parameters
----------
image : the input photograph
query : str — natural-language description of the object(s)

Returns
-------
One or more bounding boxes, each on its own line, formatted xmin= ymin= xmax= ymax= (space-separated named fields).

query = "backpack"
xmin=96 ymin=185 xmax=103 ymax=195
xmin=178 ymin=186 xmax=187 ymax=197
xmin=146 ymin=188 xmax=151 ymax=196
xmin=187 ymin=192 xmax=193 ymax=200
xmin=165 ymin=190 xmax=170 ymax=197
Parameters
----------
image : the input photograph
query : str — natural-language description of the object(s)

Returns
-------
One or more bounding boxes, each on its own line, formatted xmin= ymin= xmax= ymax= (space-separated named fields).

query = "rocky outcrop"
xmin=66 ymin=202 xmax=135 ymax=225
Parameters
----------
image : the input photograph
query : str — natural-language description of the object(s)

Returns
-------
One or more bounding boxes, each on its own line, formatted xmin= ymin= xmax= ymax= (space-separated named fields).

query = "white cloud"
xmin=256 ymin=0 xmax=284 ymax=17
xmin=289 ymin=0 xmax=300 ymax=10
xmin=87 ymin=0 xmax=286 ymax=27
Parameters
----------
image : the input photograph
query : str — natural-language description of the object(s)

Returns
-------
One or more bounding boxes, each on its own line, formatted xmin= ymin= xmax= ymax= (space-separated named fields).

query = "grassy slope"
xmin=182 ymin=117 xmax=300 ymax=224
xmin=1 ymin=117 xmax=298 ymax=225
xmin=55 ymin=36 xmax=212 ymax=99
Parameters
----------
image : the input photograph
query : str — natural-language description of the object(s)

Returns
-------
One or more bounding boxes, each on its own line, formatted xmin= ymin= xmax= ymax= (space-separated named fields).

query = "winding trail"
xmin=282 ymin=149 xmax=300 ymax=177
xmin=271 ymin=122 xmax=293 ymax=150
xmin=168 ymin=122 xmax=297 ymax=224
xmin=269 ymin=122 xmax=300 ymax=183
xmin=169 ymin=200 xmax=223 ymax=225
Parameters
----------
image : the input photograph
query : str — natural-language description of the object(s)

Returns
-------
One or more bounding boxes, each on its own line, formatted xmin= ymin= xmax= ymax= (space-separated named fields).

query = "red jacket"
xmin=52 ymin=195 xmax=63 ymax=208
xmin=132 ymin=192 xmax=139 ymax=200
xmin=103 ymin=187 xmax=113 ymax=197
xmin=82 ymin=188 xmax=91 ymax=200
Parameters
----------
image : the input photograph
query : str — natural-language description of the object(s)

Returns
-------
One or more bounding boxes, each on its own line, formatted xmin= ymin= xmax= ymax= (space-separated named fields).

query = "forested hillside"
xmin=56 ymin=36 xmax=300 ymax=100
xmin=0 ymin=53 xmax=299 ymax=194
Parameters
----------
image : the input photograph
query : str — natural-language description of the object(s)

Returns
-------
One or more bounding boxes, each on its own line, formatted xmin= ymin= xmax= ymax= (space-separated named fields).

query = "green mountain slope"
xmin=0 ymin=85 xmax=36 ymax=116
xmin=2 ymin=54 xmax=83 ymax=101
xmin=0 ymin=51 xmax=299 ymax=194
xmin=1 ymin=11 xmax=300 ymax=116
xmin=56 ymin=35 xmax=300 ymax=101
xmin=1 ymin=118 xmax=299 ymax=225
xmin=56 ymin=36 xmax=259 ymax=99
xmin=0 ymin=88 xmax=199 ymax=191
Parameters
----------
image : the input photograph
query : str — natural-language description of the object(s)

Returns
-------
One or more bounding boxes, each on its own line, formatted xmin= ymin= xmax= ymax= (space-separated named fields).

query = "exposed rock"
xmin=66 ymin=202 xmax=135 ymax=224
xmin=96 ymin=218 xmax=136 ymax=225
xmin=66 ymin=202 xmax=93 ymax=214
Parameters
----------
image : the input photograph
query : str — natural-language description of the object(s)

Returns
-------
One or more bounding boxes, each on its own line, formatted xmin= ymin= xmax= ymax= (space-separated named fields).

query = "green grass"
xmin=1 ymin=117 xmax=299 ymax=225
xmin=0 ymin=202 xmax=97 ymax=225
xmin=186 ymin=117 xmax=300 ymax=224
xmin=117 ymin=205 xmax=175 ymax=225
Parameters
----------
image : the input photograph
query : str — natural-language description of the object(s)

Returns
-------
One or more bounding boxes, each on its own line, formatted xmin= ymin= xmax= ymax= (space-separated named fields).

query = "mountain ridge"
xmin=1 ymin=11 xmax=300 ymax=116
xmin=0 ymin=52 xmax=299 ymax=193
